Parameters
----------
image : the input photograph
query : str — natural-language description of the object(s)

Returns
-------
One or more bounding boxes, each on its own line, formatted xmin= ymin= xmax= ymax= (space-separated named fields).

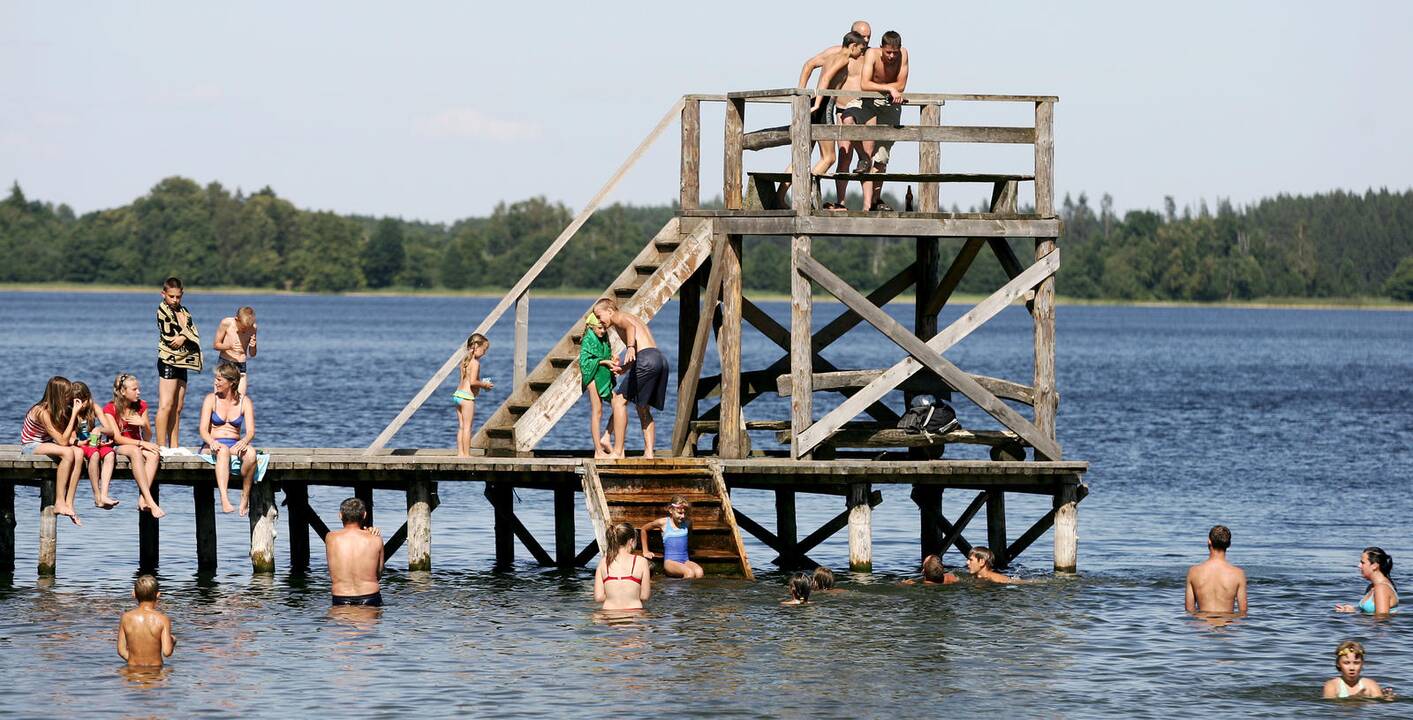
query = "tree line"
xmin=2 ymin=177 xmax=1411 ymax=301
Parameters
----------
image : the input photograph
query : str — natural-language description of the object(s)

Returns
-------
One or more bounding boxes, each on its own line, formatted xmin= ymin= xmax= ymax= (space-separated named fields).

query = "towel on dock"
xmin=198 ymin=449 xmax=270 ymax=485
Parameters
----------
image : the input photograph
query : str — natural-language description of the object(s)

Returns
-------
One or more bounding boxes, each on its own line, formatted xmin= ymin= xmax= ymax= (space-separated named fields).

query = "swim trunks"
xmin=863 ymin=98 xmax=903 ymax=165
xmin=620 ymin=347 xmax=669 ymax=411
xmin=157 ymin=360 xmax=188 ymax=382
xmin=332 ymin=591 xmax=383 ymax=607
xmin=810 ymin=97 xmax=835 ymax=126
xmin=838 ymin=102 xmax=869 ymax=125
xmin=222 ymin=359 xmax=248 ymax=374
xmin=81 ymin=445 xmax=115 ymax=460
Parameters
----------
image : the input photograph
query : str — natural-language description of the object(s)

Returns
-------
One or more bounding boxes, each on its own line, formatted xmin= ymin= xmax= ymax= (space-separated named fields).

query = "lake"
xmin=1 ymin=290 xmax=1410 ymax=718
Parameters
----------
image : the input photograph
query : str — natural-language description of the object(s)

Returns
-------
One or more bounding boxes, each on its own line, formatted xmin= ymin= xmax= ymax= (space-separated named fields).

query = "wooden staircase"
xmin=582 ymin=459 xmax=753 ymax=578
xmin=472 ymin=217 xmax=715 ymax=455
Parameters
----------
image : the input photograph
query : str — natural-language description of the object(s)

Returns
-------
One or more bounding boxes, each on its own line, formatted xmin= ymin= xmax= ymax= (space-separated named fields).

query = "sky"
xmin=3 ymin=1 xmax=1411 ymax=223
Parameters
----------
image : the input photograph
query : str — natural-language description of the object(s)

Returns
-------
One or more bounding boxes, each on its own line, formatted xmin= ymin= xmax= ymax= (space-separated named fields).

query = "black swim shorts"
xmin=157 ymin=360 xmax=188 ymax=382
xmin=331 ymin=590 xmax=383 ymax=607
xmin=619 ymin=347 xmax=669 ymax=411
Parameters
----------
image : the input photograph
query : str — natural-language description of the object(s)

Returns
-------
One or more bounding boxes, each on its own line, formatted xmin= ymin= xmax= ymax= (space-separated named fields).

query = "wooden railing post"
xmin=680 ymin=99 xmax=701 ymax=210
xmin=918 ymin=103 xmax=941 ymax=213
xmin=513 ymin=291 xmax=529 ymax=392
xmin=1034 ymin=100 xmax=1054 ymax=217
xmin=717 ymin=235 xmax=745 ymax=458
xmin=724 ymin=98 xmax=746 ymax=210
xmin=790 ymin=94 xmax=812 ymax=214
xmin=1033 ymin=100 xmax=1058 ymax=448
xmin=790 ymin=231 xmax=813 ymax=460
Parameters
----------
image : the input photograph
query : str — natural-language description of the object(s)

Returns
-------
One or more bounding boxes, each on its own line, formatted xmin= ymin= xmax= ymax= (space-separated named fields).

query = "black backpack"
xmin=897 ymin=401 xmax=959 ymax=438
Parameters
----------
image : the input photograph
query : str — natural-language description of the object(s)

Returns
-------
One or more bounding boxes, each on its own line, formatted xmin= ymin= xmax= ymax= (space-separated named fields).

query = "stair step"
xmin=528 ymin=380 xmax=552 ymax=391
xmin=507 ymin=403 xmax=530 ymax=416
xmin=485 ymin=426 xmax=514 ymax=438
xmin=612 ymin=285 xmax=639 ymax=299
xmin=654 ymin=239 xmax=681 ymax=252
xmin=634 ymin=263 xmax=659 ymax=275
xmin=603 ymin=491 xmax=721 ymax=505
xmin=548 ymin=356 xmax=573 ymax=368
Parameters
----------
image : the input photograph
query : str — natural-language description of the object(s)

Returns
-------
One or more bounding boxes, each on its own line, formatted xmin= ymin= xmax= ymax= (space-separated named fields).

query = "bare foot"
xmin=94 ymin=499 xmax=106 ymax=508
xmin=643 ymin=450 xmax=655 ymax=459
xmin=147 ymin=505 xmax=166 ymax=519
xmin=138 ymin=497 xmax=148 ymax=511
xmin=598 ymin=432 xmax=613 ymax=455
xmin=58 ymin=508 xmax=82 ymax=526
xmin=221 ymin=495 xmax=235 ymax=514
xmin=104 ymin=497 xmax=121 ymax=509
xmin=238 ymin=501 xmax=249 ymax=517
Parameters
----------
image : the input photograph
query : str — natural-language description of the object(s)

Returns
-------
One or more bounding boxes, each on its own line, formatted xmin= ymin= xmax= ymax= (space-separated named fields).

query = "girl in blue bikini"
xmin=640 ymin=496 xmax=705 ymax=579
xmin=454 ymin=333 xmax=493 ymax=457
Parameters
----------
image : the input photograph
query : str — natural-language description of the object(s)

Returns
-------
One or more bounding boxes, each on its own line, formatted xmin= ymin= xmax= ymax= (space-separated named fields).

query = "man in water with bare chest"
xmin=1186 ymin=524 xmax=1248 ymax=614
xmin=326 ymin=497 xmax=385 ymax=606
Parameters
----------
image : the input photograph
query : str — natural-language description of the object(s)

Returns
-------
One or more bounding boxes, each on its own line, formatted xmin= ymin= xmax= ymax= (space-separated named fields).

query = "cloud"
xmin=417 ymin=108 xmax=540 ymax=141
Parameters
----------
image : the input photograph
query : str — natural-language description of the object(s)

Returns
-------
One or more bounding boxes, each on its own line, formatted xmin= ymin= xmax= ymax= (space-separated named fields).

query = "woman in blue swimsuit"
xmin=199 ymin=362 xmax=258 ymax=516
xmin=1335 ymin=547 xmax=1399 ymax=616
xmin=640 ymin=496 xmax=705 ymax=579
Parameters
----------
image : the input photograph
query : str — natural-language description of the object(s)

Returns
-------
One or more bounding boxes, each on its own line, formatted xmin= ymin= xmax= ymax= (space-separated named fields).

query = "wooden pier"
xmin=1 ymin=87 xmax=1089 ymax=580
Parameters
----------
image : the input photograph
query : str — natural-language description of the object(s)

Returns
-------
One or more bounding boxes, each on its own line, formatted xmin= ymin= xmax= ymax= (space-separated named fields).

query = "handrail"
xmin=717 ymin=88 xmax=1058 ymax=103
xmin=364 ymin=96 xmax=687 ymax=452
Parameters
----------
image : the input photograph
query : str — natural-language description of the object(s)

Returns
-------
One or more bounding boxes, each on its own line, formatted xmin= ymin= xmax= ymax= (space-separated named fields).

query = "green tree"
xmin=362 ymin=218 xmax=406 ymax=288
xmin=1385 ymin=256 xmax=1413 ymax=301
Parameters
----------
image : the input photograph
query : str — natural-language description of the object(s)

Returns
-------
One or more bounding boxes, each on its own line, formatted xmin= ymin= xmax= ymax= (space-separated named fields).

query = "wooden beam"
xmin=791 ymin=234 xmax=813 ymax=458
xmin=554 ymin=486 xmax=576 ymax=567
xmin=1054 ymin=482 xmax=1079 ymax=572
xmin=248 ymin=480 xmax=277 ymax=574
xmin=812 ymin=125 xmax=1035 ymax=144
xmin=1034 ymin=101 xmax=1055 ymax=217
xmin=795 ymin=250 xmax=1063 ymax=456
xmin=487 ymin=483 xmax=515 ymax=567
xmin=717 ymin=236 xmax=745 ymax=458
xmin=775 ymin=370 xmax=1036 ymax=406
xmin=513 ymin=291 xmax=529 ymax=392
xmin=732 ymin=507 xmax=819 ymax=568
xmin=1006 ymin=506 xmax=1057 ymax=565
xmin=678 ymin=263 xmax=701 ymax=391
xmin=574 ymin=540 xmax=600 ymax=567
xmin=307 ymin=506 xmax=331 ymax=540
xmin=724 ymin=98 xmax=745 ymax=209
xmin=743 ymin=125 xmax=789 ymax=152
xmin=286 ymin=482 xmax=311 ymax=575
xmin=749 ymin=171 xmax=1035 ymax=185
xmin=796 ymin=489 xmax=883 ymax=556
xmin=847 ymin=483 xmax=872 ymax=572
xmin=365 ymin=97 xmax=686 ymax=452
xmin=911 ymin=485 xmax=943 ymax=560
xmin=670 ymin=232 xmax=729 ymax=456
xmin=798 ymin=216 xmax=1061 ymax=238
xmin=918 ymin=104 xmax=941 ymax=213
xmin=509 ymin=505 xmax=555 ymax=567
xmin=139 ymin=483 xmax=159 ymax=572
xmin=382 ymin=521 xmax=409 ymax=559
xmin=790 ymin=95 xmax=812 ymax=214
xmin=680 ymin=99 xmax=701 ymax=210
xmin=987 ymin=491 xmax=1008 ymax=568
xmin=356 ymin=485 xmax=374 ymax=526
xmin=775 ymin=489 xmax=797 ymax=564
xmin=38 ymin=478 xmax=55 ymax=577
xmin=775 ymin=426 xmax=1023 ymax=449
xmin=0 ymin=481 xmax=14 ymax=576
xmin=934 ymin=491 xmax=986 ymax=557
xmin=406 ymin=479 xmax=432 ymax=571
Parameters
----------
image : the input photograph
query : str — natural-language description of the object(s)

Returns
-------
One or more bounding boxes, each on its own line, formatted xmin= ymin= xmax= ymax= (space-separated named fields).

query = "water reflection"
xmin=118 ymin=664 xmax=173 ymax=689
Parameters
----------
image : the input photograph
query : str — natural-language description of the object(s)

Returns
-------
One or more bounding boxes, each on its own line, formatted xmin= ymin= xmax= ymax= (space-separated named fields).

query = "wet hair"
xmin=969 ymin=547 xmax=996 ymax=570
xmin=922 ymin=554 xmax=949 ymax=583
xmin=70 ymin=381 xmax=99 ymax=426
xmin=881 ymin=30 xmax=901 ymax=49
xmin=1209 ymin=525 xmax=1231 ymax=551
xmin=842 ymin=31 xmax=865 ymax=48
xmin=460 ymin=333 xmax=490 ymax=377
xmin=339 ymin=497 xmax=367 ymax=525
xmin=811 ymin=566 xmax=835 ymax=591
xmin=788 ymin=572 xmax=812 ymax=602
xmin=666 ymin=495 xmax=691 ymax=528
xmin=236 ymin=306 xmax=255 ymax=328
xmin=1335 ymin=640 xmax=1365 ymax=670
xmin=1364 ymin=547 xmax=1394 ymax=589
xmin=605 ymin=522 xmax=636 ymax=568
xmin=163 ymin=276 xmax=183 ymax=291
xmin=31 ymin=376 xmax=73 ymax=429
xmin=215 ymin=362 xmax=243 ymax=398
xmin=134 ymin=574 xmax=159 ymax=602
xmin=112 ymin=372 xmax=139 ymax=420
xmin=593 ymin=297 xmax=619 ymax=314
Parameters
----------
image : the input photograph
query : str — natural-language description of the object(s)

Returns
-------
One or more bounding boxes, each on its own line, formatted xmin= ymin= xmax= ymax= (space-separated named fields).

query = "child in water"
xmin=594 ymin=522 xmax=651 ymax=611
xmin=811 ymin=566 xmax=836 ymax=592
xmin=782 ymin=572 xmax=812 ymax=605
xmin=902 ymin=554 xmax=960 ymax=585
xmin=1323 ymin=641 xmax=1395 ymax=700
xmin=117 ymin=575 xmax=176 ymax=668
xmin=71 ymin=382 xmax=119 ymax=509
xmin=966 ymin=547 xmax=1025 ymax=584
xmin=640 ymin=496 xmax=705 ymax=579
xmin=453 ymin=333 xmax=494 ymax=457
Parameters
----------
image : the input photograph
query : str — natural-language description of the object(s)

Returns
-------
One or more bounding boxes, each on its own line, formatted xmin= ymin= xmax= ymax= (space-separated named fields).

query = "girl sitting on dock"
xmin=579 ymin=311 xmax=618 ymax=458
xmin=20 ymin=376 xmax=84 ymax=525
xmin=594 ymin=523 xmax=651 ymax=611
xmin=1335 ymin=547 xmax=1399 ymax=616
xmin=198 ymin=362 xmax=258 ymax=515
xmin=1322 ymin=641 xmax=1395 ymax=700
xmin=640 ymin=496 xmax=705 ymax=579
xmin=453 ymin=333 xmax=494 ymax=457
xmin=103 ymin=373 xmax=165 ymax=518
xmin=71 ymin=382 xmax=119 ymax=509
xmin=966 ymin=547 xmax=1024 ymax=584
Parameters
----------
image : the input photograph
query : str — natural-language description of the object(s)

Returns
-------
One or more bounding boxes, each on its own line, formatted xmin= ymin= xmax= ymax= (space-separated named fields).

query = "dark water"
xmin=1 ymin=290 xmax=1410 ymax=718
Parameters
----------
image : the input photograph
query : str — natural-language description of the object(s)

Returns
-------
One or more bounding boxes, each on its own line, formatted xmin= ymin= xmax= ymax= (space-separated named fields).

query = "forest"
xmin=3 ymin=178 xmax=1412 ymax=301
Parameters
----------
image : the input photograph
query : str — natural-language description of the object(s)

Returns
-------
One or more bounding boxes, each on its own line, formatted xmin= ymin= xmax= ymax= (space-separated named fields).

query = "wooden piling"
xmin=138 ymin=483 xmax=159 ymax=572
xmin=914 ymin=485 xmax=943 ymax=560
xmin=406 ymin=480 xmax=432 ymax=571
xmin=488 ymin=483 xmax=514 ymax=567
xmin=723 ymin=98 xmax=745 ymax=209
xmin=717 ymin=235 xmax=745 ymax=458
xmin=847 ymin=483 xmax=872 ymax=572
xmin=987 ymin=491 xmax=1008 ymax=569
xmin=356 ymin=485 xmax=374 ymax=526
xmin=553 ymin=486 xmax=576 ymax=567
xmin=38 ymin=478 xmax=56 ymax=577
xmin=790 ymin=233 xmax=813 ymax=459
xmin=248 ymin=480 xmax=277 ymax=574
xmin=287 ymin=482 xmax=311 ymax=575
xmin=194 ymin=479 xmax=217 ymax=574
xmin=1 ymin=481 xmax=15 ymax=577
xmin=1054 ymin=482 xmax=1078 ymax=573
xmin=775 ymin=489 xmax=798 ymax=567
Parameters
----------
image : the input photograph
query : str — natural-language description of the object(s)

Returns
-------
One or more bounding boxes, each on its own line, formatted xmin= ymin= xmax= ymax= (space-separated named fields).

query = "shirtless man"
xmin=117 ymin=575 xmax=175 ymax=668
xmin=213 ymin=306 xmax=257 ymax=395
xmin=859 ymin=30 xmax=910 ymax=211
xmin=326 ymin=497 xmax=385 ymax=607
xmin=1185 ymin=525 xmax=1248 ymax=614
xmin=593 ymin=298 xmax=669 ymax=459
xmin=791 ymin=21 xmax=872 ymax=209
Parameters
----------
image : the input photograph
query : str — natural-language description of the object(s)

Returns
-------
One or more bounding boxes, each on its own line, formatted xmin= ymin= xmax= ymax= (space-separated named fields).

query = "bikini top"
xmin=211 ymin=403 xmax=245 ymax=430
xmin=1358 ymin=581 xmax=1399 ymax=614
xmin=1338 ymin=678 xmax=1370 ymax=698
xmin=603 ymin=555 xmax=642 ymax=584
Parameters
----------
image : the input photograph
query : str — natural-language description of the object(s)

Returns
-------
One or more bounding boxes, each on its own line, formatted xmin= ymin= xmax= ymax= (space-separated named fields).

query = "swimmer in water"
xmin=966 ymin=547 xmax=1025 ymax=584
xmin=782 ymin=571 xmax=812 ymax=605
xmin=595 ymin=523 xmax=650 ymax=611
xmin=117 ymin=575 xmax=175 ymax=668
xmin=1323 ymin=641 xmax=1395 ymax=700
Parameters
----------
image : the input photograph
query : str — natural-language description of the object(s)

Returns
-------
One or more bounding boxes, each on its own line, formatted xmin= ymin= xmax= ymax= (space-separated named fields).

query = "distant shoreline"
xmin=1 ymin=282 xmax=1408 ymax=311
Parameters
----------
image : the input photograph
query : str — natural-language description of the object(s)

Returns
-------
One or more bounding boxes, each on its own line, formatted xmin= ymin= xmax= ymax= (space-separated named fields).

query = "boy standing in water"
xmin=1185 ymin=525 xmax=1248 ymax=614
xmin=156 ymin=277 xmax=202 ymax=447
xmin=213 ymin=306 xmax=257 ymax=395
xmin=593 ymin=298 xmax=669 ymax=459
xmin=117 ymin=575 xmax=176 ymax=667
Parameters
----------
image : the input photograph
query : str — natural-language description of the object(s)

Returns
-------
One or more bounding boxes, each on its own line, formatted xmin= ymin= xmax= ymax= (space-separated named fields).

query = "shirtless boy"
xmin=1185 ymin=525 xmax=1248 ymax=614
xmin=117 ymin=575 xmax=175 ymax=668
xmin=326 ymin=497 xmax=385 ymax=607
xmin=213 ymin=306 xmax=258 ymax=395
xmin=791 ymin=21 xmax=871 ymax=209
xmin=593 ymin=298 xmax=669 ymax=459
xmin=858 ymin=30 xmax=910 ymax=211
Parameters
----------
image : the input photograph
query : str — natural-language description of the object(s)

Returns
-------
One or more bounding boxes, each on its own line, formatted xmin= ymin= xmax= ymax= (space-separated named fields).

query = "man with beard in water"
xmin=326 ymin=497 xmax=385 ymax=606
xmin=1185 ymin=524 xmax=1248 ymax=614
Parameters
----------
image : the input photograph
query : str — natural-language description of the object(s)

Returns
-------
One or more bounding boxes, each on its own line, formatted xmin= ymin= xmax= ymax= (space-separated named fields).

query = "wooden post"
xmin=38 ymin=478 xmax=56 ymax=577
xmin=1054 ymin=482 xmax=1078 ymax=572
xmin=918 ymin=103 xmax=941 ymax=213
xmin=987 ymin=491 xmax=1008 ymax=569
xmin=194 ymin=479 xmax=217 ymax=574
xmin=724 ymin=98 xmax=745 ymax=209
xmin=0 ymin=481 xmax=15 ymax=577
xmin=513 ymin=291 xmax=529 ymax=393
xmin=554 ymin=486 xmax=576 ymax=567
xmin=356 ymin=485 xmax=374 ymax=527
xmin=1033 ymin=243 xmax=1058 ymax=449
xmin=139 ymin=483 xmax=159 ymax=572
xmin=488 ymin=483 xmax=514 ymax=568
xmin=1034 ymin=100 xmax=1054 ymax=218
xmin=717 ymin=235 xmax=745 ymax=458
xmin=680 ymin=98 xmax=701 ymax=210
xmin=790 ymin=94 xmax=812 ymax=214
xmin=775 ymin=489 xmax=798 ymax=567
xmin=287 ymin=482 xmax=311 ymax=575
xmin=847 ymin=483 xmax=872 ymax=573
xmin=248 ymin=479 xmax=277 ymax=574
xmin=790 ymin=233 xmax=813 ymax=459
xmin=912 ymin=232 xmax=941 ymax=416
xmin=406 ymin=479 xmax=432 ymax=571
xmin=914 ymin=485 xmax=943 ymax=560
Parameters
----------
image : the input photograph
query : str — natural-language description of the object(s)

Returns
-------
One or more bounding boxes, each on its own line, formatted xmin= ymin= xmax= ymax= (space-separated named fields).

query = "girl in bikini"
xmin=640 ymin=496 xmax=705 ymax=579
xmin=1323 ymin=641 xmax=1395 ymax=700
xmin=594 ymin=523 xmax=651 ymax=611
xmin=103 ymin=373 xmax=165 ymax=519
xmin=20 ymin=376 xmax=85 ymax=525
xmin=453 ymin=333 xmax=494 ymax=457
xmin=198 ymin=362 xmax=258 ymax=515
xmin=71 ymin=382 xmax=119 ymax=509
xmin=1335 ymin=546 xmax=1399 ymax=616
